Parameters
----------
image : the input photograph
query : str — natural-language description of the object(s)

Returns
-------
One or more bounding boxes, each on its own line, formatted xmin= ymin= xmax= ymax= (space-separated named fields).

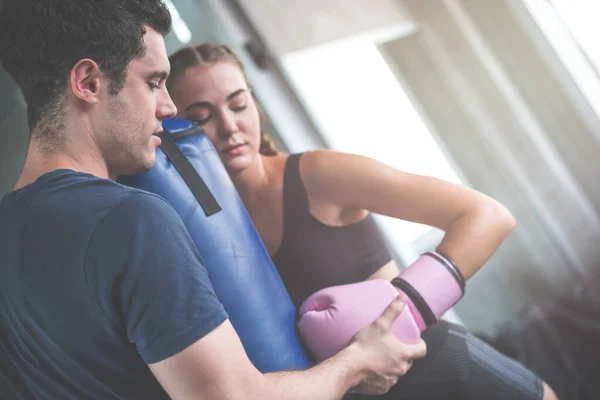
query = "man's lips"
xmin=152 ymin=128 xmax=163 ymax=146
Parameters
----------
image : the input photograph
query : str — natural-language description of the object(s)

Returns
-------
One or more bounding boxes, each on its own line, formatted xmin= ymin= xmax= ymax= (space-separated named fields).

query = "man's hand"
xmin=150 ymin=296 xmax=426 ymax=400
xmin=350 ymin=296 xmax=427 ymax=395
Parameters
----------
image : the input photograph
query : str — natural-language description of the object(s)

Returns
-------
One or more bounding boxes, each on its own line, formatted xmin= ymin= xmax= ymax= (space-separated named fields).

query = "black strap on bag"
xmin=157 ymin=132 xmax=222 ymax=216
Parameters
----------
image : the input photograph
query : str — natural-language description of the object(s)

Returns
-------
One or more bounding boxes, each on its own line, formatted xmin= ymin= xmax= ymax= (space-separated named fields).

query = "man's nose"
xmin=158 ymin=90 xmax=177 ymax=120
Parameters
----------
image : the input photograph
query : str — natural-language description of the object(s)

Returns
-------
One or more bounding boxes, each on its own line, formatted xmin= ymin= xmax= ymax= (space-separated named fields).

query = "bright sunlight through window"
xmin=522 ymin=0 xmax=600 ymax=126
xmin=551 ymin=0 xmax=600 ymax=71
xmin=281 ymin=36 xmax=462 ymax=251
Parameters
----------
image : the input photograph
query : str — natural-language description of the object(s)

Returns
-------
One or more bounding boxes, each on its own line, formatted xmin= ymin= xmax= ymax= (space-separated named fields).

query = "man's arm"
xmin=150 ymin=320 xmax=359 ymax=400
xmin=150 ymin=296 xmax=427 ymax=400
xmin=95 ymin=193 xmax=424 ymax=398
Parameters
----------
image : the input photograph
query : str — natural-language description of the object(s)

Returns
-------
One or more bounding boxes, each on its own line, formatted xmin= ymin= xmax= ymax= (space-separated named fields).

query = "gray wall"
xmin=236 ymin=0 xmax=411 ymax=55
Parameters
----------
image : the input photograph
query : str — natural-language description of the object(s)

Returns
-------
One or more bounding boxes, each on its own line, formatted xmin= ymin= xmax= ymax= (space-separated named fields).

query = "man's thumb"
xmin=377 ymin=294 xmax=406 ymax=330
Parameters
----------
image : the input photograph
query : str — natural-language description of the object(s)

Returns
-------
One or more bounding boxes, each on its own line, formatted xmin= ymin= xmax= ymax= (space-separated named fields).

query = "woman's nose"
xmin=218 ymin=112 xmax=239 ymax=138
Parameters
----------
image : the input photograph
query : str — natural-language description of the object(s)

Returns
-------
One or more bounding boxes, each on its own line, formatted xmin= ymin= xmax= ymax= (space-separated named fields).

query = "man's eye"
xmin=148 ymin=82 xmax=160 ymax=90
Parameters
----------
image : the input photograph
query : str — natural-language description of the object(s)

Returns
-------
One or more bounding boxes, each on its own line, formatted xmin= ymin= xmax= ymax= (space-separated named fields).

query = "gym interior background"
xmin=1 ymin=0 xmax=599 ymax=335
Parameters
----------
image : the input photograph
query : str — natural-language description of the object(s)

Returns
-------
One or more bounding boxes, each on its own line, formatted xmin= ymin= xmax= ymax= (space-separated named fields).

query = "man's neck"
xmin=14 ymin=139 xmax=109 ymax=191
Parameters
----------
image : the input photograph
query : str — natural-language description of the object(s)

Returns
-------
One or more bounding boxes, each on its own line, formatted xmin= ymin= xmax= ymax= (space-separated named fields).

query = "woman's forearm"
xmin=436 ymin=199 xmax=516 ymax=280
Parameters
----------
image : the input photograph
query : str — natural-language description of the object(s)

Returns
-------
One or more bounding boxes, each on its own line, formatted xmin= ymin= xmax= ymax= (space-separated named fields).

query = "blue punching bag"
xmin=119 ymin=119 xmax=311 ymax=372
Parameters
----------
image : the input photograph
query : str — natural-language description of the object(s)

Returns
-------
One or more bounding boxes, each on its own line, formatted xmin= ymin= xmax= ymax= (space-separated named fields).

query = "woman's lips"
xmin=222 ymin=143 xmax=245 ymax=155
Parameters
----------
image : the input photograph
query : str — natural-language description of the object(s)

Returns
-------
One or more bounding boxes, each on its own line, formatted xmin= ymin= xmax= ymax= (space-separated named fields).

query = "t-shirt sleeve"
xmin=85 ymin=191 xmax=228 ymax=364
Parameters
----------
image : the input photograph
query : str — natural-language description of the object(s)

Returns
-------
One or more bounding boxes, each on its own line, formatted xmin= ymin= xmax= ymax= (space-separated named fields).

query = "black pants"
xmin=348 ymin=321 xmax=543 ymax=400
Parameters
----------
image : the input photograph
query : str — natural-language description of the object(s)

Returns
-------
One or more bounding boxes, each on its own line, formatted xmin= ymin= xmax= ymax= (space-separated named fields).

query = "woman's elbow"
xmin=484 ymin=199 xmax=516 ymax=239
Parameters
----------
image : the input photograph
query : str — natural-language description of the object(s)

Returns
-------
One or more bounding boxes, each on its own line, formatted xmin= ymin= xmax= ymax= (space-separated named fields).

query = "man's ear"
xmin=70 ymin=59 xmax=104 ymax=104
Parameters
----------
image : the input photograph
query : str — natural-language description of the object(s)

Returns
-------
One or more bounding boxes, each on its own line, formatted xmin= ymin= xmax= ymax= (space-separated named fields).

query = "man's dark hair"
xmin=0 ymin=0 xmax=171 ymax=136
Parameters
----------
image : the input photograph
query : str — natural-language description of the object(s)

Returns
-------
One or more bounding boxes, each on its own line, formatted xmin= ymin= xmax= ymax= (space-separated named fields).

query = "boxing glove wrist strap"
xmin=390 ymin=277 xmax=437 ymax=327
xmin=429 ymin=251 xmax=465 ymax=291
xmin=391 ymin=251 xmax=465 ymax=329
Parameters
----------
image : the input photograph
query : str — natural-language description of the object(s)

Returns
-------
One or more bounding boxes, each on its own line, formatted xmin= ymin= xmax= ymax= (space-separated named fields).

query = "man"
xmin=0 ymin=1 xmax=426 ymax=398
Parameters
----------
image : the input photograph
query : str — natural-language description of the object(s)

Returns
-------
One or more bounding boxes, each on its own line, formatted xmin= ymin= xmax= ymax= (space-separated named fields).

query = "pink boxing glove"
xmin=298 ymin=251 xmax=465 ymax=362
xmin=298 ymin=279 xmax=420 ymax=362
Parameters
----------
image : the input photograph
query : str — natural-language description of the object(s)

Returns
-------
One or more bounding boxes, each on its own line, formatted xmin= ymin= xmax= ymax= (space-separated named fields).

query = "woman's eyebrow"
xmin=226 ymin=88 xmax=246 ymax=101
xmin=185 ymin=100 xmax=211 ymax=111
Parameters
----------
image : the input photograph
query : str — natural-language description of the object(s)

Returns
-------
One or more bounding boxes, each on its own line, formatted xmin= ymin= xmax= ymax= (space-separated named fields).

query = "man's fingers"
xmin=404 ymin=339 xmax=427 ymax=359
xmin=357 ymin=379 xmax=396 ymax=396
xmin=376 ymin=295 xmax=406 ymax=330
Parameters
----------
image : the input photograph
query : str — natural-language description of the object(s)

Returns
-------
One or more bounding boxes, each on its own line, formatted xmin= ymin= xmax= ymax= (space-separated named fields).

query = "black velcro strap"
xmin=158 ymin=132 xmax=222 ymax=216
xmin=427 ymin=251 xmax=466 ymax=293
xmin=391 ymin=277 xmax=437 ymax=327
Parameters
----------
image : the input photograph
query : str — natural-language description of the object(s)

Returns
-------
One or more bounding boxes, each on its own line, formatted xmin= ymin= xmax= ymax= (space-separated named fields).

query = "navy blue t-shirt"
xmin=0 ymin=169 xmax=228 ymax=399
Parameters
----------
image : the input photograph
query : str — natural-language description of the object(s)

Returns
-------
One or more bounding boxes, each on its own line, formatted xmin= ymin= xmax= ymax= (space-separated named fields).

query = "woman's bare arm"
xmin=299 ymin=150 xmax=515 ymax=279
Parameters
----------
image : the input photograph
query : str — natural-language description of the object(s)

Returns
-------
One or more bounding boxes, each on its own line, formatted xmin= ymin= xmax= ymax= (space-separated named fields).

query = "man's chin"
xmin=116 ymin=155 xmax=155 ymax=179
xmin=138 ymin=156 xmax=156 ymax=174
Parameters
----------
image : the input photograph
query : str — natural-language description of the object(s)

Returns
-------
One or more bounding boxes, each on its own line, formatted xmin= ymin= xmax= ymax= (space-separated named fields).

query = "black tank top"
xmin=271 ymin=153 xmax=393 ymax=307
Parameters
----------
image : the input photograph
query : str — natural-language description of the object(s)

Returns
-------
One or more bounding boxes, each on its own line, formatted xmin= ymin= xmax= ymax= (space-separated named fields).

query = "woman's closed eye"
xmin=231 ymin=104 xmax=247 ymax=112
xmin=187 ymin=108 xmax=212 ymax=125
xmin=188 ymin=101 xmax=247 ymax=125
xmin=190 ymin=114 xmax=212 ymax=125
xmin=229 ymin=93 xmax=248 ymax=112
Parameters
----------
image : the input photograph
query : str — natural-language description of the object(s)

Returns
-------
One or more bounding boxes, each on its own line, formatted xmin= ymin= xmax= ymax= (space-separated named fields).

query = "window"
xmin=281 ymin=32 xmax=462 ymax=255
xmin=550 ymin=0 xmax=600 ymax=72
xmin=521 ymin=0 xmax=600 ymax=121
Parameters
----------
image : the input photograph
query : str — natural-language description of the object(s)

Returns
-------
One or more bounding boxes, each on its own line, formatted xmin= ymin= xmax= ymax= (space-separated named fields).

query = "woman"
xmin=166 ymin=43 xmax=557 ymax=400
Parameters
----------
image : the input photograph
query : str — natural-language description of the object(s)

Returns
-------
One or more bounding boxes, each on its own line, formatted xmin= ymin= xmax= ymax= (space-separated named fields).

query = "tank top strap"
xmin=281 ymin=153 xmax=311 ymax=219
